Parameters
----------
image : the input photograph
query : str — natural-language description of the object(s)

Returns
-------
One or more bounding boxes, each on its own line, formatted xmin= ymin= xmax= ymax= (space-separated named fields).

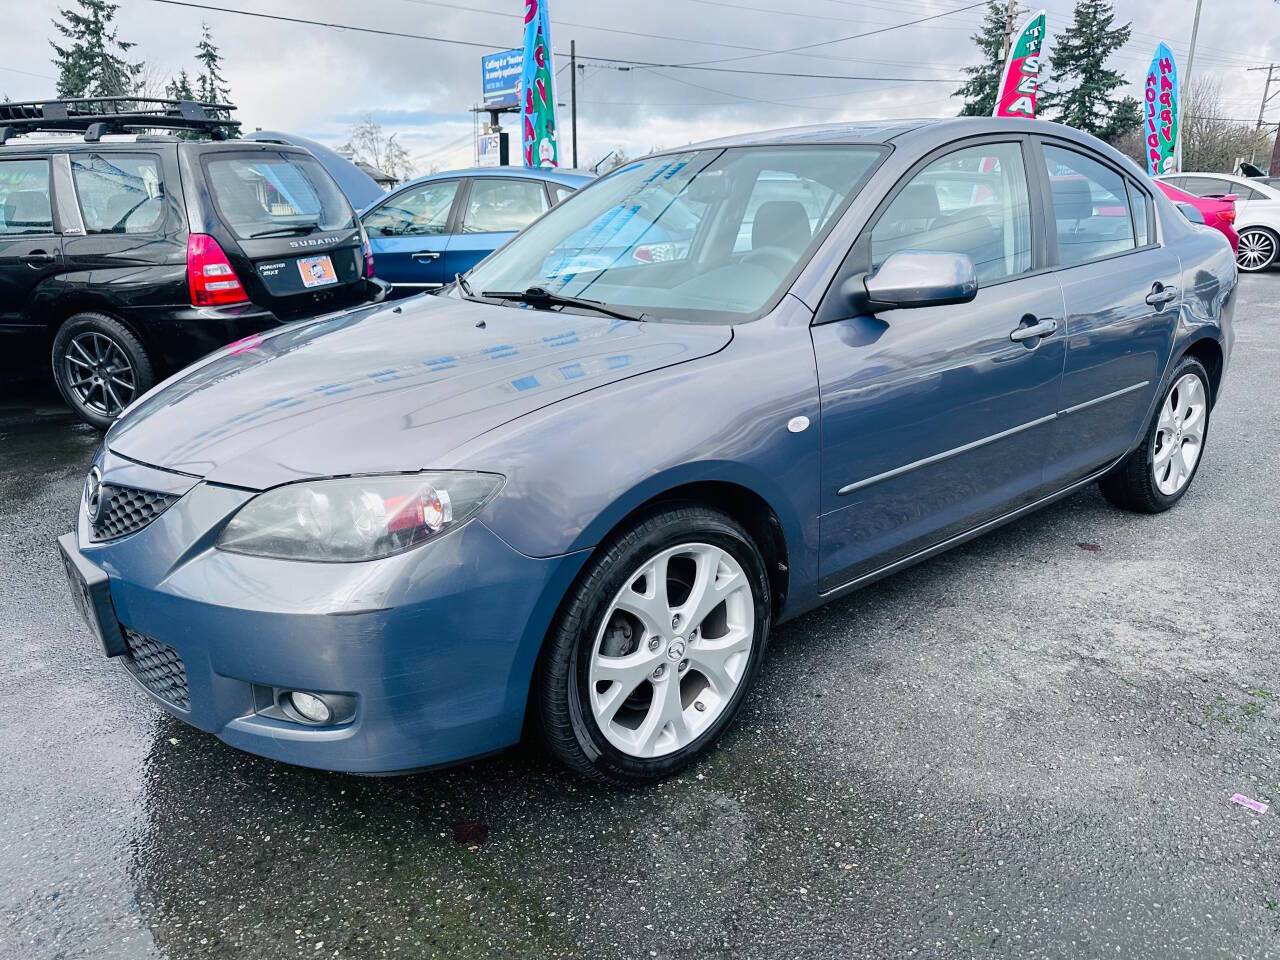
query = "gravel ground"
xmin=1 ymin=273 xmax=1277 ymax=960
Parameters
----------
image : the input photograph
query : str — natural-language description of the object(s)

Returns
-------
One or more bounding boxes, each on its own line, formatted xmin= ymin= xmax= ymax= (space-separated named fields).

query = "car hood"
xmin=108 ymin=294 xmax=731 ymax=489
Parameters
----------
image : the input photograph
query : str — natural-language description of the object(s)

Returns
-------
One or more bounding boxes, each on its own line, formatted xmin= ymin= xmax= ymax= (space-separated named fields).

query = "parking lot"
xmin=0 ymin=272 xmax=1276 ymax=960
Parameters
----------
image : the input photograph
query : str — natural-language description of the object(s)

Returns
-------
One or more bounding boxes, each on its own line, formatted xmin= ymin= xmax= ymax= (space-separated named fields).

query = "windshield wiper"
xmin=479 ymin=285 xmax=644 ymax=322
xmin=249 ymin=220 xmax=322 ymax=238
xmin=455 ymin=273 xmax=476 ymax=298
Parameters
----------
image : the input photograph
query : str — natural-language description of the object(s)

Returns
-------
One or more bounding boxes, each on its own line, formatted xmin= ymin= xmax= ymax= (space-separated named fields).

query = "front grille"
xmin=90 ymin=485 xmax=179 ymax=542
xmin=121 ymin=627 xmax=190 ymax=710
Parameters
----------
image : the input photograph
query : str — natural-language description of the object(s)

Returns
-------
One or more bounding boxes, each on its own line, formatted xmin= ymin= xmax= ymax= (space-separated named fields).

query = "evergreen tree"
xmin=1040 ymin=0 xmax=1142 ymax=142
xmin=50 ymin=0 xmax=142 ymax=98
xmin=195 ymin=22 xmax=230 ymax=104
xmin=166 ymin=69 xmax=194 ymax=101
xmin=955 ymin=1 xmax=1010 ymax=117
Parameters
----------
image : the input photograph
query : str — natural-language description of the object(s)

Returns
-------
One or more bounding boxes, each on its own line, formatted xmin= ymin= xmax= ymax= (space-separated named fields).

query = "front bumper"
xmin=63 ymin=456 xmax=588 ymax=774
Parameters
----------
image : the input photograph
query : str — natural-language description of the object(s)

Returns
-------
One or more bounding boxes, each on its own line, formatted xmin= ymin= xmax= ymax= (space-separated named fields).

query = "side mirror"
xmin=848 ymin=250 xmax=978 ymax=312
xmin=1176 ymin=202 xmax=1207 ymax=225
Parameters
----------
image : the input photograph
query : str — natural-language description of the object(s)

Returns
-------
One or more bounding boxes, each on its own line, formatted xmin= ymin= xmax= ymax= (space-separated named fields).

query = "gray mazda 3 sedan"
xmin=58 ymin=118 xmax=1235 ymax=785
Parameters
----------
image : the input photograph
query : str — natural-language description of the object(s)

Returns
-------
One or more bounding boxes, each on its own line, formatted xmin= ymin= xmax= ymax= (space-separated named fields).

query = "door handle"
xmin=1145 ymin=284 xmax=1178 ymax=307
xmin=20 ymin=250 xmax=55 ymax=266
xmin=1009 ymin=317 xmax=1058 ymax=342
xmin=411 ymin=251 xmax=441 ymax=262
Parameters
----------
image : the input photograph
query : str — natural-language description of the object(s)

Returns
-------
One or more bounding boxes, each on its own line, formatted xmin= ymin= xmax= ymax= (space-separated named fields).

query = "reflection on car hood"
xmin=108 ymin=294 xmax=731 ymax=489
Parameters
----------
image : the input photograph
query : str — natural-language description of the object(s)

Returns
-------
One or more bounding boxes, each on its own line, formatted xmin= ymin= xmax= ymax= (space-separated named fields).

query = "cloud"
xmin=6 ymin=0 xmax=1277 ymax=175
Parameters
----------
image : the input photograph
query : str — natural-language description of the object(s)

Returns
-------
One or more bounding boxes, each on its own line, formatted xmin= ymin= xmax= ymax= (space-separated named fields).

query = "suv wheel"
xmin=538 ymin=505 xmax=771 ymax=785
xmin=52 ymin=312 xmax=155 ymax=430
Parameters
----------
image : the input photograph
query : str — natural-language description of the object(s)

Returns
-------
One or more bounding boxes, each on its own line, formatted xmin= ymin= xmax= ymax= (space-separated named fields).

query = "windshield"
xmin=204 ymin=151 xmax=355 ymax=239
xmin=464 ymin=145 xmax=885 ymax=323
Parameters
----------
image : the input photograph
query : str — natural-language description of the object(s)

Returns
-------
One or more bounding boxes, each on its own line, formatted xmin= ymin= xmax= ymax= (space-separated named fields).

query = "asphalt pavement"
xmin=1 ymin=273 xmax=1278 ymax=960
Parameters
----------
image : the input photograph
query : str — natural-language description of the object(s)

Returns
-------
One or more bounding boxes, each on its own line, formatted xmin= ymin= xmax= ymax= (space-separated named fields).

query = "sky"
xmin=4 ymin=0 xmax=1278 ymax=174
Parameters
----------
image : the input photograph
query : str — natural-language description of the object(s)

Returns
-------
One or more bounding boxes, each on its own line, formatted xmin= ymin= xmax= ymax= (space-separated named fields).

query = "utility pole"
xmin=1001 ymin=0 xmax=1017 ymax=59
xmin=1247 ymin=64 xmax=1278 ymax=167
xmin=1183 ymin=0 xmax=1204 ymax=96
xmin=570 ymin=39 xmax=578 ymax=169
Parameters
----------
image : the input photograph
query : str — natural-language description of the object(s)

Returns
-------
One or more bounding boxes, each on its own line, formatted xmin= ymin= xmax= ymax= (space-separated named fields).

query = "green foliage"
xmin=49 ymin=0 xmax=142 ymax=98
xmin=195 ymin=22 xmax=230 ymax=105
xmin=955 ymin=1 xmax=1009 ymax=117
xmin=165 ymin=69 xmax=194 ymax=101
xmin=1039 ymin=0 xmax=1142 ymax=142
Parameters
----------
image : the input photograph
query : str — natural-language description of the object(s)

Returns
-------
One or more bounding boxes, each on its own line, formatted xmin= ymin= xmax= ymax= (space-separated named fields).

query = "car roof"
xmin=653 ymin=116 xmax=1141 ymax=161
xmin=396 ymin=166 xmax=595 ymax=191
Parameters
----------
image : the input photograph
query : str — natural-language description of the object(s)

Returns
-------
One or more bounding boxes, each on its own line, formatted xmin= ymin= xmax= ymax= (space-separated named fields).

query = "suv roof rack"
xmin=0 ymin=96 xmax=239 ymax=146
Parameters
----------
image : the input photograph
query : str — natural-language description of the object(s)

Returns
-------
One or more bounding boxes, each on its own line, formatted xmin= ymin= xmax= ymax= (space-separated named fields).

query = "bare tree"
xmin=1181 ymin=77 xmax=1272 ymax=173
xmin=341 ymin=115 xmax=414 ymax=182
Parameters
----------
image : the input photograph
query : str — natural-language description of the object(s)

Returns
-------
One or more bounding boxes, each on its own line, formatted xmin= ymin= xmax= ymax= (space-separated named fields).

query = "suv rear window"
xmin=204 ymin=152 xmax=354 ymax=239
xmin=72 ymin=153 xmax=165 ymax=234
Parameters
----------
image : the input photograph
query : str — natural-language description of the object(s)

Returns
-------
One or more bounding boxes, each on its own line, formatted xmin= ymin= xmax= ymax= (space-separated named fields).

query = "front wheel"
xmin=1099 ymin=356 xmax=1211 ymax=513
xmin=537 ymin=505 xmax=771 ymax=785
xmin=1236 ymin=227 xmax=1278 ymax=272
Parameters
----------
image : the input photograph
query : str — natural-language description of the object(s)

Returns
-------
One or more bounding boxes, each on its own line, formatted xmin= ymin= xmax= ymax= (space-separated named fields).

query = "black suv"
xmin=0 ymin=97 xmax=387 ymax=428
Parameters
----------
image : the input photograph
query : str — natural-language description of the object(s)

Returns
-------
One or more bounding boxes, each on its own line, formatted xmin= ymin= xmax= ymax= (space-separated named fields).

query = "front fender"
xmin=447 ymin=298 xmax=825 ymax=615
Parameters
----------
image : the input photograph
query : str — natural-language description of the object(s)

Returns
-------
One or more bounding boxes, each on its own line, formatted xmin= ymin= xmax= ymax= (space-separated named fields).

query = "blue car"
xmin=58 ymin=118 xmax=1235 ymax=785
xmin=360 ymin=166 xmax=593 ymax=293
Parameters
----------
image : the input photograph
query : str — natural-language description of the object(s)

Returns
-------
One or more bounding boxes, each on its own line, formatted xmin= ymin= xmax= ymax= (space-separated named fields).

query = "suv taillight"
xmin=187 ymin=234 xmax=248 ymax=306
xmin=359 ymin=222 xmax=375 ymax=279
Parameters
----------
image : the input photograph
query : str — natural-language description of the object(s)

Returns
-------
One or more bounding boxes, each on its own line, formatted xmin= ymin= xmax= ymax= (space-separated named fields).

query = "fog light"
xmin=289 ymin=691 xmax=333 ymax=725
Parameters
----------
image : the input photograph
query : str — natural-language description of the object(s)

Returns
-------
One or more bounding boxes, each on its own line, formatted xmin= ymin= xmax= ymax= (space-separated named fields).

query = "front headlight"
xmin=216 ymin=472 xmax=504 ymax=562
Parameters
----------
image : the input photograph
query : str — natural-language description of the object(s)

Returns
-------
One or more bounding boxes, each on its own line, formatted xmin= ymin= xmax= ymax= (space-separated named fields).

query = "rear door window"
xmin=1042 ymin=144 xmax=1135 ymax=266
xmin=0 ymin=159 xmax=53 ymax=235
xmin=71 ymin=153 xmax=165 ymax=234
xmin=204 ymin=152 xmax=354 ymax=239
xmin=461 ymin=178 xmax=549 ymax=233
xmin=363 ymin=180 xmax=459 ymax=237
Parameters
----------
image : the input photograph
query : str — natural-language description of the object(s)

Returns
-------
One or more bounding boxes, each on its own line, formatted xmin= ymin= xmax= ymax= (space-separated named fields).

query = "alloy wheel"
xmin=1237 ymin=230 xmax=1276 ymax=272
xmin=1152 ymin=373 xmax=1207 ymax=496
xmin=63 ymin=331 xmax=136 ymax=418
xmin=588 ymin=542 xmax=755 ymax=759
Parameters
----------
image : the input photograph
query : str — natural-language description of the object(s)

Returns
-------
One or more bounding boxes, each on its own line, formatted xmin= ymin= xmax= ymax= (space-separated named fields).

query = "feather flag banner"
xmin=1144 ymin=43 xmax=1179 ymax=175
xmin=992 ymin=9 xmax=1046 ymax=118
xmin=520 ymin=0 xmax=558 ymax=168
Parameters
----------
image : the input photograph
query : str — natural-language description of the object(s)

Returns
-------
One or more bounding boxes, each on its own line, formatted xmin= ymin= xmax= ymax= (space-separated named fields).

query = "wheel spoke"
xmin=634 ymin=676 xmax=689 ymax=756
xmin=675 ymin=546 xmax=741 ymax=635
xmin=688 ymin=626 xmax=752 ymax=694
xmin=102 ymin=379 xmax=123 ymax=414
xmin=70 ymin=340 xmax=94 ymax=365
xmin=614 ymin=553 xmax=672 ymax=637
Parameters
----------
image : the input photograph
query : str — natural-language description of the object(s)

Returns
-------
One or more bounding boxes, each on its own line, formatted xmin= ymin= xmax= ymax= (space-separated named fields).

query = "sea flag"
xmin=1144 ymin=43 xmax=1179 ymax=175
xmin=520 ymin=0 xmax=558 ymax=168
xmin=992 ymin=9 xmax=1046 ymax=119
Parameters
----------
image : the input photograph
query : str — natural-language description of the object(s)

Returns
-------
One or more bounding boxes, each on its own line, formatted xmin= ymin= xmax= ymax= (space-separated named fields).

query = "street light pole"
xmin=570 ymin=39 xmax=578 ymax=168
xmin=1183 ymin=0 xmax=1203 ymax=95
xmin=1248 ymin=64 xmax=1278 ymax=167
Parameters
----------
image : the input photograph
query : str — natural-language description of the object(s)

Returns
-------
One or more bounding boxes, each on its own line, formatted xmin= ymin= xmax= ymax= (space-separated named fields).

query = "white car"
xmin=1157 ymin=172 xmax=1280 ymax=272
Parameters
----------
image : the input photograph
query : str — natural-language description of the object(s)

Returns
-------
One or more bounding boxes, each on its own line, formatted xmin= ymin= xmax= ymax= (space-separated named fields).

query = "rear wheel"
xmin=1099 ymin=357 xmax=1210 ymax=513
xmin=51 ymin=312 xmax=154 ymax=430
xmin=1236 ymin=227 xmax=1277 ymax=272
xmin=538 ymin=505 xmax=771 ymax=785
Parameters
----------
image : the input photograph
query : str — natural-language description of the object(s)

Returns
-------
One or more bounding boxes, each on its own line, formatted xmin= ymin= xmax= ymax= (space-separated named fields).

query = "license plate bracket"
xmin=297 ymin=254 xmax=338 ymax=289
xmin=57 ymin=532 xmax=126 ymax=658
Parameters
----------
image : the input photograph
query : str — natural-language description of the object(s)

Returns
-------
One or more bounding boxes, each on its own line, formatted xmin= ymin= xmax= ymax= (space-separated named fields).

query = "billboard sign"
xmin=482 ymin=48 xmax=522 ymax=110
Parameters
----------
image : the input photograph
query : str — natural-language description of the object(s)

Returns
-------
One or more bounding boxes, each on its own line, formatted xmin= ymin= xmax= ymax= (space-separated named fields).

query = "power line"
xmin=137 ymin=0 xmax=964 ymax=83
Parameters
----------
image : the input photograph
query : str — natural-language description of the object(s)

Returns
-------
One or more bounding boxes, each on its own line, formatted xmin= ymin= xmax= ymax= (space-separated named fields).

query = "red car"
xmin=1155 ymin=180 xmax=1238 ymax=253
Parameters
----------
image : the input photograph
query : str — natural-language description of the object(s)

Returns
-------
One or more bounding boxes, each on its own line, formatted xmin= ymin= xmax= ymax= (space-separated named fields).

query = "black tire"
xmin=51 ymin=312 xmax=155 ymax=431
xmin=1236 ymin=227 xmax=1278 ymax=273
xmin=1099 ymin=356 xmax=1211 ymax=513
xmin=537 ymin=505 xmax=772 ymax=786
